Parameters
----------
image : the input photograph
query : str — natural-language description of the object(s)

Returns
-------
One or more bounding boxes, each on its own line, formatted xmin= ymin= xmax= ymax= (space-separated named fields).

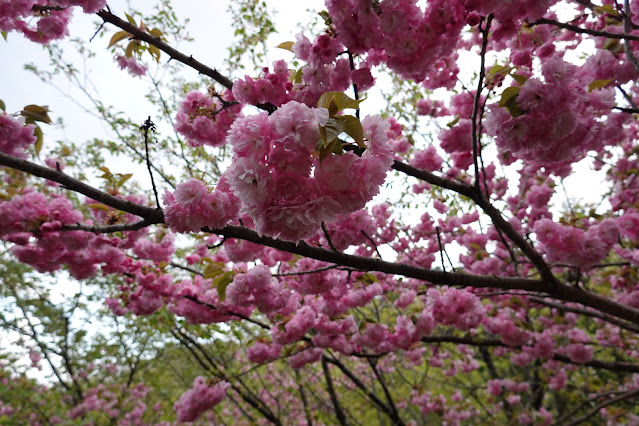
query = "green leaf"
xmin=34 ymin=126 xmax=43 ymax=157
xmin=290 ymin=68 xmax=303 ymax=84
xmin=511 ymin=74 xmax=528 ymax=85
xmin=1 ymin=31 xmax=6 ymax=41
xmin=446 ymin=115 xmax=460 ymax=128
xmin=319 ymin=116 xmax=344 ymax=146
xmin=20 ymin=105 xmax=52 ymax=124
xmin=317 ymin=91 xmax=365 ymax=116
xmin=339 ymin=115 xmax=365 ymax=148
xmin=125 ymin=41 xmax=138 ymax=58
xmin=0 ymin=99 xmax=5 ymax=111
xmin=356 ymin=273 xmax=379 ymax=284
xmin=276 ymin=41 xmax=295 ymax=52
xmin=588 ymin=79 xmax=613 ymax=92
xmin=505 ymin=99 xmax=524 ymax=118
xmin=149 ymin=45 xmax=161 ymax=63
xmin=488 ymin=64 xmax=512 ymax=77
xmin=603 ymin=38 xmax=623 ymax=53
xmin=595 ymin=4 xmax=620 ymax=16
xmin=318 ymin=10 xmax=332 ymax=25
xmin=203 ymin=265 xmax=224 ymax=280
xmin=318 ymin=92 xmax=339 ymax=116
xmin=107 ymin=30 xmax=130 ymax=48
xmin=87 ymin=203 xmax=110 ymax=211
xmin=498 ymin=86 xmax=520 ymax=107
xmin=125 ymin=13 xmax=137 ymax=26
xmin=148 ymin=28 xmax=163 ymax=38
xmin=318 ymin=138 xmax=342 ymax=164
xmin=116 ymin=173 xmax=133 ymax=187
xmin=214 ymin=272 xmax=234 ymax=302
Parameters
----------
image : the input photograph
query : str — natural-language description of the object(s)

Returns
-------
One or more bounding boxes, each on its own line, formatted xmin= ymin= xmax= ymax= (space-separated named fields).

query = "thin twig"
xmin=140 ymin=117 xmax=161 ymax=208
xmin=322 ymin=222 xmax=339 ymax=252
xmin=471 ymin=14 xmax=492 ymax=194
xmin=562 ymin=388 xmax=639 ymax=426
xmin=360 ymin=230 xmax=382 ymax=259
xmin=534 ymin=17 xmax=639 ymax=41
xmin=624 ymin=0 xmax=639 ymax=73
xmin=96 ymin=10 xmax=276 ymax=113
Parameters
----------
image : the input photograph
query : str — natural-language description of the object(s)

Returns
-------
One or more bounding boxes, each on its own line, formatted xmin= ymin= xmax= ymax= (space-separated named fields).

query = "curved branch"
xmin=534 ymin=17 xmax=639 ymax=41
xmin=562 ymin=388 xmax=639 ymax=426
xmin=323 ymin=355 xmax=404 ymax=426
xmin=390 ymin=157 xmax=557 ymax=285
xmin=5 ymin=151 xmax=639 ymax=326
xmin=420 ymin=335 xmax=639 ymax=373
xmin=0 ymin=152 xmax=163 ymax=223
xmin=528 ymin=296 xmax=639 ymax=334
xmin=95 ymin=9 xmax=276 ymax=114
xmin=209 ymin=225 xmax=550 ymax=293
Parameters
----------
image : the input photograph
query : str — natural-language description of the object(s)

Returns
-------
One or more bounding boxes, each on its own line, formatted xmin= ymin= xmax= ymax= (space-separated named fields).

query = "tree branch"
xmin=0 ymin=152 xmax=163 ymax=223
xmin=533 ymin=17 xmax=639 ymax=41
xmin=562 ymin=388 xmax=639 ymax=426
xmin=323 ymin=355 xmax=404 ymax=426
xmin=95 ymin=9 xmax=276 ymax=114
xmin=321 ymin=357 xmax=349 ymax=426
xmin=528 ymin=296 xmax=639 ymax=334
xmin=5 ymin=151 xmax=639 ymax=326
xmin=420 ymin=335 xmax=639 ymax=373
xmin=60 ymin=219 xmax=157 ymax=233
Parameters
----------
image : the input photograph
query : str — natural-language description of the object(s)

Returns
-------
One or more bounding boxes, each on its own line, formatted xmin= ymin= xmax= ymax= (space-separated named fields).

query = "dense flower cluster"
xmin=0 ymin=113 xmax=36 ymax=158
xmin=221 ymin=100 xmax=393 ymax=241
xmin=486 ymin=56 xmax=621 ymax=165
xmin=326 ymin=0 xmax=466 ymax=84
xmin=163 ymin=178 xmax=240 ymax=233
xmin=533 ymin=218 xmax=619 ymax=268
xmin=174 ymin=377 xmax=230 ymax=422
xmin=233 ymin=60 xmax=293 ymax=107
xmin=175 ymin=90 xmax=243 ymax=147
xmin=0 ymin=1 xmax=105 ymax=43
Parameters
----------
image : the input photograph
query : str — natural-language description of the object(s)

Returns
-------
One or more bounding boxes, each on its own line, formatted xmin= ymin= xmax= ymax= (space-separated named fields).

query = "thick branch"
xmin=321 ymin=357 xmax=349 ymax=426
xmin=6 ymin=151 xmax=639 ymax=326
xmin=0 ymin=152 xmax=163 ymax=223
xmin=210 ymin=225 xmax=550 ymax=293
xmin=60 ymin=219 xmax=156 ymax=232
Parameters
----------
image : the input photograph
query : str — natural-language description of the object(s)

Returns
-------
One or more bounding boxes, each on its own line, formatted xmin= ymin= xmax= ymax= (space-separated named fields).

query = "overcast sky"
xmin=1 ymin=0 xmax=324 ymax=154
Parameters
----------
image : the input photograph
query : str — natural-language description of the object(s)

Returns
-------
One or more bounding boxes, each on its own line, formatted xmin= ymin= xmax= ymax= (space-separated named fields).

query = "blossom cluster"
xmin=221 ymin=100 xmax=393 ymax=241
xmin=0 ymin=1 xmax=105 ymax=44
xmin=325 ymin=0 xmax=465 ymax=85
xmin=174 ymin=377 xmax=230 ymax=422
xmin=163 ymin=178 xmax=240 ymax=233
xmin=486 ymin=56 xmax=621 ymax=165
xmin=0 ymin=113 xmax=36 ymax=158
xmin=233 ymin=60 xmax=293 ymax=107
xmin=174 ymin=90 xmax=243 ymax=147
xmin=533 ymin=217 xmax=619 ymax=268
xmin=115 ymin=54 xmax=148 ymax=77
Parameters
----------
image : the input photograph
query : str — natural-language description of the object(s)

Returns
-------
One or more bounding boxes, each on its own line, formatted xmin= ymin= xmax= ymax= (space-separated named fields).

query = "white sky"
xmin=1 ymin=0 xmax=324 ymax=157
